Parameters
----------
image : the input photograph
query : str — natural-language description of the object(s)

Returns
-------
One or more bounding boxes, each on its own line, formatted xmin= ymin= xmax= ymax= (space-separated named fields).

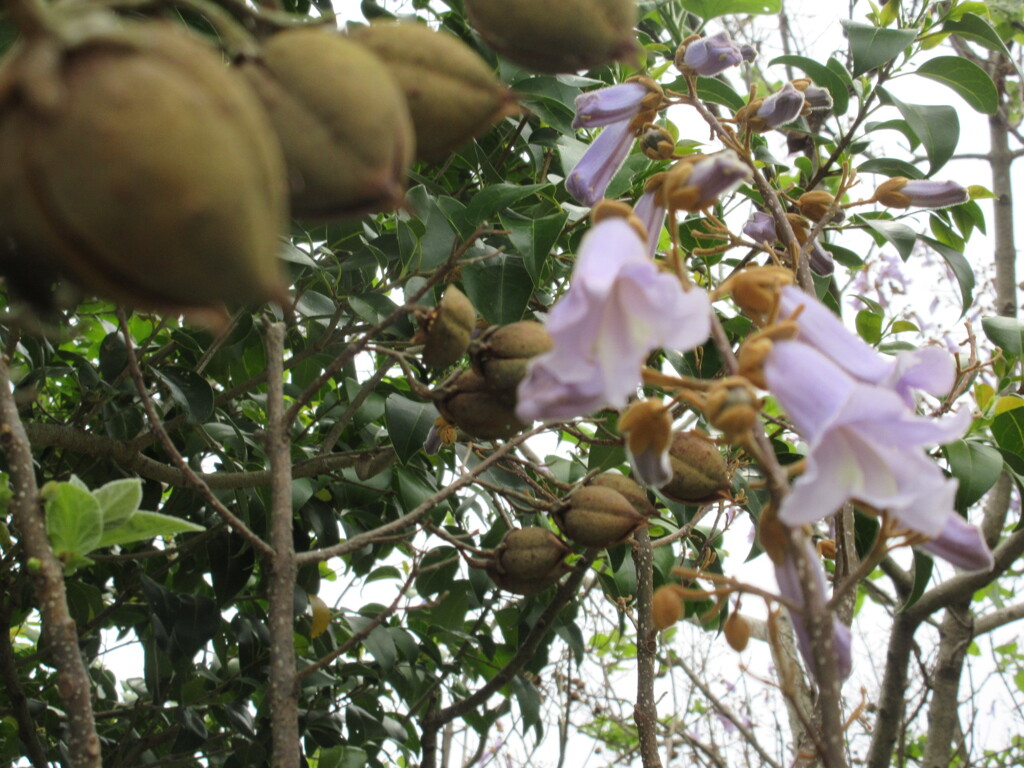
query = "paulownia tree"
xmin=0 ymin=0 xmax=1020 ymax=767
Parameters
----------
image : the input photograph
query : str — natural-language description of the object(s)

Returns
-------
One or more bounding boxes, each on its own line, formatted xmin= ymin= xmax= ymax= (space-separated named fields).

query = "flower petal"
xmin=918 ymin=514 xmax=994 ymax=572
xmin=566 ymin=120 xmax=635 ymax=206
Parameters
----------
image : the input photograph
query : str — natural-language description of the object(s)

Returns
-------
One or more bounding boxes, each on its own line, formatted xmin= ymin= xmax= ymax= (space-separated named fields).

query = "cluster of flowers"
xmin=511 ymin=30 xmax=987 ymax=679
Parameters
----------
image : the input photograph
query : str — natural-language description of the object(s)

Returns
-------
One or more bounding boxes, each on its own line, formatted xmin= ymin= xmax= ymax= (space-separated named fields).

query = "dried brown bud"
xmin=0 ymin=21 xmax=288 ymax=312
xmin=796 ymin=190 xmax=836 ymax=222
xmin=434 ymin=369 xmax=528 ymax=440
xmin=817 ymin=538 xmax=837 ymax=559
xmin=652 ymin=585 xmax=684 ymax=630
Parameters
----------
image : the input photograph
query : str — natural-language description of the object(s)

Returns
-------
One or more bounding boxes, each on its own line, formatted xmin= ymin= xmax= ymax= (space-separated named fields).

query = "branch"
xmin=921 ymin=599 xmax=973 ymax=768
xmin=632 ymin=528 xmax=664 ymax=768
xmin=263 ymin=321 xmax=300 ymax=768
xmin=0 ymin=358 xmax=102 ymax=768
xmin=0 ymin=609 xmax=49 ymax=768
xmin=975 ymin=602 xmax=1024 ymax=636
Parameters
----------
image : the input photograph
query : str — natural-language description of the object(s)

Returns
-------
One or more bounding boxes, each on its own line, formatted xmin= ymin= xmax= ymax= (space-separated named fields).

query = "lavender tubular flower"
xmin=634 ymin=182 xmax=667 ymax=255
xmin=874 ymin=177 xmax=969 ymax=209
xmin=516 ymin=217 xmax=711 ymax=422
xmin=753 ymin=81 xmax=805 ymax=130
xmin=572 ymin=81 xmax=651 ymax=129
xmin=918 ymin=514 xmax=994 ymax=572
xmin=678 ymin=31 xmax=748 ymax=77
xmin=566 ymin=119 xmax=635 ymax=205
xmin=663 ymin=151 xmax=751 ymax=212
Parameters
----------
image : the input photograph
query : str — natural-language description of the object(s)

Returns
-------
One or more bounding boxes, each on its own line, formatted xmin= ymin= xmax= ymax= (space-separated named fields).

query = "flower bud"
xmin=618 ymin=399 xmax=673 ymax=488
xmin=591 ymin=472 xmax=657 ymax=518
xmin=0 ymin=21 xmax=289 ymax=312
xmin=659 ymin=151 xmax=751 ymax=212
xmin=421 ymin=286 xmax=477 ymax=368
xmin=742 ymin=211 xmax=776 ymax=244
xmin=465 ymin=0 xmax=640 ymax=74
xmin=238 ymin=29 xmax=414 ymax=218
xmin=470 ymin=320 xmax=553 ymax=390
xmin=745 ymin=82 xmax=805 ymax=133
xmin=705 ymin=380 xmax=761 ymax=441
xmin=652 ymin=585 xmax=684 ymax=630
xmin=434 ymin=368 xmax=528 ymax=440
xmin=796 ymin=190 xmax=837 ymax=222
xmin=554 ymin=485 xmax=648 ymax=548
xmin=874 ymin=177 xmax=969 ymax=209
xmin=675 ymin=31 xmax=750 ymax=77
xmin=640 ymin=124 xmax=675 ymax=161
xmin=792 ymin=78 xmax=833 ymax=111
xmin=351 ymin=22 xmax=521 ymax=161
xmin=723 ymin=612 xmax=751 ymax=651
xmin=566 ymin=119 xmax=636 ymax=206
xmin=486 ymin=527 xmax=572 ymax=595
xmin=808 ymin=242 xmax=835 ymax=276
xmin=817 ymin=538 xmax=837 ymax=559
xmin=659 ymin=430 xmax=731 ymax=504
xmin=573 ymin=79 xmax=662 ymax=129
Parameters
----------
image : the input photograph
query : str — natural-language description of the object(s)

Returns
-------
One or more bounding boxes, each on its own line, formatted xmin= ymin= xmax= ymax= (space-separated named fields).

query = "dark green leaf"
xmin=152 ymin=367 xmax=214 ymax=424
xmin=384 ymin=394 xmax=435 ymax=464
xmin=902 ymin=551 xmax=933 ymax=611
xmin=918 ymin=236 xmax=975 ymax=316
xmin=858 ymin=215 xmax=917 ymax=260
xmin=943 ymin=13 xmax=1017 ymax=70
xmin=681 ymin=0 xmax=780 ymax=19
xmin=879 ymin=90 xmax=959 ymax=174
xmin=915 ymin=56 xmax=998 ymax=114
xmin=857 ymin=157 xmax=925 ymax=179
xmin=510 ymin=674 xmax=542 ymax=733
xmin=461 ymin=255 xmax=533 ymax=325
xmin=993 ymin=408 xmax=1024 ymax=460
xmin=982 ymin=316 xmax=1024 ymax=357
xmin=464 ymin=183 xmax=550 ymax=226
xmin=768 ymin=54 xmax=849 ymax=115
xmin=841 ymin=21 xmax=918 ymax=76
xmin=500 ymin=211 xmax=568 ymax=284
xmin=943 ymin=440 xmax=1003 ymax=511
xmin=695 ymin=77 xmax=746 ymax=111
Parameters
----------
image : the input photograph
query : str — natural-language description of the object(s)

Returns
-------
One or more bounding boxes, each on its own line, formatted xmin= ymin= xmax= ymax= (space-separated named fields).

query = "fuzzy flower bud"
xmin=573 ymin=79 xmax=662 ymax=129
xmin=796 ymin=190 xmax=837 ymax=222
xmin=659 ymin=151 xmax=751 ymax=212
xmin=640 ymin=124 xmax=675 ymax=160
xmin=742 ymin=211 xmax=776 ymax=243
xmin=792 ymin=78 xmax=833 ymax=111
xmin=618 ymin=399 xmax=674 ymax=488
xmin=566 ymin=119 xmax=635 ymax=205
xmin=874 ymin=177 xmax=969 ymax=209
xmin=676 ymin=32 xmax=749 ymax=77
xmin=749 ymin=82 xmax=805 ymax=132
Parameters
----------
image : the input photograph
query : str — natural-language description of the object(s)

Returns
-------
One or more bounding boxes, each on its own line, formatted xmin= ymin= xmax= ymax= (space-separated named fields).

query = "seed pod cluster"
xmin=432 ymin=319 xmax=552 ymax=441
xmin=482 ymin=527 xmax=572 ymax=595
xmin=0 ymin=19 xmax=289 ymax=313
xmin=553 ymin=474 xmax=653 ymax=549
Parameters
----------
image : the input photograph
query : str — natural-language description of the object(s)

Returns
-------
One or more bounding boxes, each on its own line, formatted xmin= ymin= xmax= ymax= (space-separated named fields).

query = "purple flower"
xmin=566 ymin=119 xmax=635 ymax=206
xmin=754 ymin=82 xmax=805 ymax=130
xmin=664 ymin=151 xmax=751 ymax=212
xmin=772 ymin=536 xmax=853 ymax=680
xmin=573 ymin=82 xmax=651 ymax=129
xmin=680 ymin=31 xmax=749 ymax=77
xmin=516 ymin=218 xmax=711 ymax=422
xmin=742 ymin=211 xmax=776 ymax=243
xmin=874 ymin=177 xmax=970 ymax=209
xmin=919 ymin=514 xmax=993 ymax=572
xmin=808 ymin=243 xmax=834 ymax=276
xmin=634 ymin=183 xmax=667 ymax=255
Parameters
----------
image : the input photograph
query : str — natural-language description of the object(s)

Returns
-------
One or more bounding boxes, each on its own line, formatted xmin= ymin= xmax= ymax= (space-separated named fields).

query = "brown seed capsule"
xmin=470 ymin=320 xmax=553 ymax=390
xmin=796 ymin=190 xmax=841 ymax=222
xmin=554 ymin=485 xmax=648 ymax=549
xmin=723 ymin=611 xmax=751 ymax=651
xmin=0 ymin=21 xmax=289 ymax=312
xmin=660 ymin=431 xmax=731 ymax=504
xmin=486 ymin=527 xmax=572 ymax=594
xmin=350 ymin=21 xmax=521 ymax=161
xmin=237 ymin=28 xmax=414 ymax=218
xmin=652 ymin=585 xmax=684 ymax=630
xmin=434 ymin=368 xmax=528 ymax=440
xmin=465 ymin=0 xmax=640 ymax=74
xmin=422 ymin=286 xmax=477 ymax=368
xmin=590 ymin=473 xmax=656 ymax=518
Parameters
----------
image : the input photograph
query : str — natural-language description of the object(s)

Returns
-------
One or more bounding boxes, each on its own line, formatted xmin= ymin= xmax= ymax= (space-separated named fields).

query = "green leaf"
xmin=858 ymin=216 xmax=917 ymax=260
xmin=982 ymin=316 xmax=1024 ymax=357
xmin=42 ymin=482 xmax=103 ymax=565
xmin=915 ymin=56 xmax=998 ymax=114
xmin=500 ymin=210 xmax=568 ymax=284
xmin=879 ymin=90 xmax=959 ymax=175
xmin=360 ymin=623 xmax=397 ymax=672
xmin=510 ymin=674 xmax=542 ymax=733
xmin=94 ymin=477 xmax=143 ymax=530
xmin=841 ymin=21 xmax=918 ymax=76
xmin=943 ymin=440 xmax=1003 ymax=511
xmin=461 ymin=255 xmax=533 ymax=325
xmin=918 ymin=236 xmax=975 ymax=316
xmin=943 ymin=13 xmax=1018 ymax=71
xmin=384 ymin=394 xmax=435 ymax=464
xmin=96 ymin=510 xmax=205 ymax=549
xmin=855 ymin=310 xmax=882 ymax=344
xmin=857 ymin=157 xmax=925 ymax=179
xmin=768 ymin=55 xmax=849 ymax=115
xmin=694 ymin=77 xmax=747 ymax=112
xmin=993 ymin=408 xmax=1024 ymax=460
xmin=464 ymin=183 xmax=549 ymax=226
xmin=152 ymin=367 xmax=215 ymax=424
xmin=680 ymin=0 xmax=780 ymax=19
xmin=902 ymin=551 xmax=933 ymax=611
xmin=317 ymin=746 xmax=370 ymax=768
